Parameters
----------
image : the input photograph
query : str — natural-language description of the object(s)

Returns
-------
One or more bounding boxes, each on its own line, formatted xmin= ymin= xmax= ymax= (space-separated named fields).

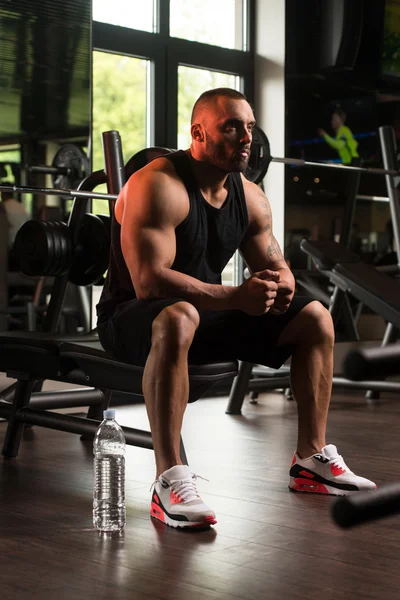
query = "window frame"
xmin=92 ymin=0 xmax=255 ymax=149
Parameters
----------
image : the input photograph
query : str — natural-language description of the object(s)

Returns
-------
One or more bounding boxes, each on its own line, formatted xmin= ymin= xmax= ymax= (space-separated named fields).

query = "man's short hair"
xmin=191 ymin=88 xmax=248 ymax=125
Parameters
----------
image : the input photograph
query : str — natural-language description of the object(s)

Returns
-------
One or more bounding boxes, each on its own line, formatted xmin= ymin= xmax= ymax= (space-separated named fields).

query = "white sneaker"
xmin=289 ymin=444 xmax=377 ymax=495
xmin=150 ymin=465 xmax=217 ymax=528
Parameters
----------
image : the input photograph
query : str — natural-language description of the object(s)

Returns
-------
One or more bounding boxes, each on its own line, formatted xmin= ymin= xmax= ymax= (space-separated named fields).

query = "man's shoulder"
xmin=118 ymin=153 xmax=190 ymax=224
xmin=240 ymin=174 xmax=265 ymax=202
xmin=128 ymin=151 xmax=187 ymax=189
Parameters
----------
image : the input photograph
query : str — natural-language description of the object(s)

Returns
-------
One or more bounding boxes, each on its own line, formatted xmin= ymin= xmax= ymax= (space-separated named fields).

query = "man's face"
xmin=201 ymin=98 xmax=256 ymax=173
xmin=331 ymin=113 xmax=343 ymax=131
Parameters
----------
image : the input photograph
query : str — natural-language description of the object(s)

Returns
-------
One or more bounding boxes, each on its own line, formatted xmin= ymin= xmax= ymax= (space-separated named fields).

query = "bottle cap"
xmin=104 ymin=409 xmax=116 ymax=419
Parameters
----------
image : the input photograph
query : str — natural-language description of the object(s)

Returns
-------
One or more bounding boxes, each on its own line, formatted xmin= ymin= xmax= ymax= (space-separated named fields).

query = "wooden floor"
xmin=0 ymin=387 xmax=399 ymax=600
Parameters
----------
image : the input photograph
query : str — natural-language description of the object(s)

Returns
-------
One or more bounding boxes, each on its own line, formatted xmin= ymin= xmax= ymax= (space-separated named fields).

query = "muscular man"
xmin=97 ymin=89 xmax=375 ymax=529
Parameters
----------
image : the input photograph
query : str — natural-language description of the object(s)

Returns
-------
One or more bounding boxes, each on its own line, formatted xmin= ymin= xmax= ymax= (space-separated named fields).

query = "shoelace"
xmin=150 ymin=472 xmax=209 ymax=502
xmin=327 ymin=454 xmax=351 ymax=473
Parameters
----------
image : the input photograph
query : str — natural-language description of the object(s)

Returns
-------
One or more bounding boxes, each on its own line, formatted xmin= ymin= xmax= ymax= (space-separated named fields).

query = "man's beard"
xmin=204 ymin=131 xmax=249 ymax=173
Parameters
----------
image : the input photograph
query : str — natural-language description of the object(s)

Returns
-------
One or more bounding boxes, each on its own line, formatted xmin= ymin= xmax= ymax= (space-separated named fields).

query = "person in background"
xmin=1 ymin=188 xmax=30 ymax=270
xmin=318 ymin=108 xmax=360 ymax=165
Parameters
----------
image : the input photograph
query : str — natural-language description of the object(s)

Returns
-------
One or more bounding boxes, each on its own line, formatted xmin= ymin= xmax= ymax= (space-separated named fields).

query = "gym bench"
xmin=0 ymin=131 xmax=238 ymax=461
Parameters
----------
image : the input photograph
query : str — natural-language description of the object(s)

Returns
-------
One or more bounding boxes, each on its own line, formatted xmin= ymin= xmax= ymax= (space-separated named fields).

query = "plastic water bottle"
xmin=93 ymin=409 xmax=126 ymax=532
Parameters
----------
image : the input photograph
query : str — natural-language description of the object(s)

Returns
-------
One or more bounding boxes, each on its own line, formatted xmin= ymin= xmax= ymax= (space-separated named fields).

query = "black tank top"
xmin=96 ymin=150 xmax=249 ymax=321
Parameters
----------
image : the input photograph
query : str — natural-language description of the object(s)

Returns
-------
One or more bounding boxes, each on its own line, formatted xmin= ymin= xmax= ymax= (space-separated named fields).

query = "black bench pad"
xmin=300 ymin=240 xmax=360 ymax=269
xmin=0 ymin=331 xmax=238 ymax=400
xmin=0 ymin=330 xmax=100 ymax=380
xmin=331 ymin=262 xmax=400 ymax=330
xmin=60 ymin=340 xmax=238 ymax=399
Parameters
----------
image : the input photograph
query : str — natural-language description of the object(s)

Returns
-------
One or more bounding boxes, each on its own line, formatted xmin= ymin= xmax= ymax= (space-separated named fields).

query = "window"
xmin=92 ymin=0 xmax=156 ymax=33
xmin=91 ymin=51 xmax=150 ymax=213
xmin=178 ymin=65 xmax=241 ymax=149
xmin=0 ymin=148 xmax=32 ymax=214
xmin=170 ymin=0 xmax=248 ymax=50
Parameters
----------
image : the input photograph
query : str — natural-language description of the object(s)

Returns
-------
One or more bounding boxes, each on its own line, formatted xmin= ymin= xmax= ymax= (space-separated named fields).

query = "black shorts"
xmin=97 ymin=295 xmax=315 ymax=370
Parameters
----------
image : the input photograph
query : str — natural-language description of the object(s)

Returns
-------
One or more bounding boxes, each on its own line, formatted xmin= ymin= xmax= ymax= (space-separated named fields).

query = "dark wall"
xmin=0 ymin=0 xmax=91 ymax=144
xmin=284 ymin=0 xmax=395 ymax=264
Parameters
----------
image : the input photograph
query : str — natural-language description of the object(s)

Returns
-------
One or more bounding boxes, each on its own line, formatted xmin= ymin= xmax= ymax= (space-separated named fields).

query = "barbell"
xmin=3 ymin=134 xmax=400 ymax=288
xmin=1 ymin=128 xmax=399 ymax=206
xmin=25 ymin=144 xmax=90 ymax=194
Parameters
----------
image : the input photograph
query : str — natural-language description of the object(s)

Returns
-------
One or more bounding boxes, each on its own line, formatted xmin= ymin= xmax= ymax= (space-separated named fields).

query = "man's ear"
xmin=191 ymin=123 xmax=204 ymax=143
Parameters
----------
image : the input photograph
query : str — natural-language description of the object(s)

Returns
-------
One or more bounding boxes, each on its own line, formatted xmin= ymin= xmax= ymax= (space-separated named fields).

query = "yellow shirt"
xmin=323 ymin=125 xmax=359 ymax=164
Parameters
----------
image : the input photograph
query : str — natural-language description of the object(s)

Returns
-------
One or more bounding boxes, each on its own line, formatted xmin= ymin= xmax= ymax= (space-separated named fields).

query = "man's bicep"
xmin=119 ymin=175 xmax=179 ymax=295
xmin=121 ymin=221 xmax=176 ymax=296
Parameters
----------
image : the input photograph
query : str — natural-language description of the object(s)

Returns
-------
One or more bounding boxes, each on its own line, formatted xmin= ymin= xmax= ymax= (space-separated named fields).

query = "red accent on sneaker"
xmin=330 ymin=464 xmax=347 ymax=476
xmin=299 ymin=470 xmax=315 ymax=479
xmin=151 ymin=502 xmax=165 ymax=522
xmin=153 ymin=493 xmax=160 ymax=505
xmin=291 ymin=455 xmax=297 ymax=467
xmin=291 ymin=478 xmax=330 ymax=494
xmin=170 ymin=491 xmax=183 ymax=505
xmin=191 ymin=515 xmax=217 ymax=527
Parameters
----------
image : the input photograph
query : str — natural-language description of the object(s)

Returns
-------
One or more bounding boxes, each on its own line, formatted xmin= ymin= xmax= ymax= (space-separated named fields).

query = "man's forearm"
xmin=277 ymin=265 xmax=295 ymax=288
xmin=137 ymin=267 xmax=237 ymax=310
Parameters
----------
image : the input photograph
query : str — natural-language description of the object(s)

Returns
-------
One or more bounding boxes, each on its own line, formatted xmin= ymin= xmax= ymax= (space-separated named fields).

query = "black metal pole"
xmin=102 ymin=131 xmax=126 ymax=212
xmin=379 ymin=126 xmax=400 ymax=271
xmin=16 ymin=408 xmax=154 ymax=450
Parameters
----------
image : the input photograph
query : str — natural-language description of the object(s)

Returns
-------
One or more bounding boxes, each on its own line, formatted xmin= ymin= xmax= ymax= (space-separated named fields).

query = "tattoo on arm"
xmin=267 ymin=236 xmax=284 ymax=260
xmin=258 ymin=190 xmax=272 ymax=234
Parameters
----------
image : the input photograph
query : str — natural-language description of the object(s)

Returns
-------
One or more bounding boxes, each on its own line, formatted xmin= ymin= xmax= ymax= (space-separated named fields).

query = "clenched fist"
xmin=233 ymin=269 xmax=280 ymax=316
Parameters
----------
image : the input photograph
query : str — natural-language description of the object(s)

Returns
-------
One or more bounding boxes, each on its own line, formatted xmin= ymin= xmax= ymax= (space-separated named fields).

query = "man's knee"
xmin=151 ymin=301 xmax=200 ymax=350
xmin=301 ymin=301 xmax=335 ymax=345
xmin=279 ymin=300 xmax=334 ymax=347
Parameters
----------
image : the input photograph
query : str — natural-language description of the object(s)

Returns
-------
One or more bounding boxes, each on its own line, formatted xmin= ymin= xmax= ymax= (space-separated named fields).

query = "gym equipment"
xmin=125 ymin=146 xmax=172 ymax=178
xmin=26 ymin=144 xmax=89 ymax=194
xmin=0 ymin=131 xmax=238 ymax=462
xmin=2 ymin=125 xmax=399 ymax=207
xmin=241 ymin=124 xmax=400 ymax=181
xmin=0 ymin=183 xmax=118 ymax=202
xmin=343 ymin=343 xmax=400 ymax=381
xmin=14 ymin=213 xmax=111 ymax=286
xmin=226 ymin=125 xmax=400 ymax=414
xmin=332 ymin=484 xmax=400 ymax=528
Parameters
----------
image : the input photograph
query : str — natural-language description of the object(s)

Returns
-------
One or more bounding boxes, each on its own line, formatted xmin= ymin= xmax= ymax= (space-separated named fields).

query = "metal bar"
xmin=0 ymin=184 xmax=117 ymax=201
xmin=15 ymin=408 xmax=154 ymax=450
xmin=28 ymin=387 xmax=105 ymax=409
xmin=344 ymin=343 xmax=400 ymax=381
xmin=357 ymin=195 xmax=389 ymax=202
xmin=28 ymin=165 xmax=69 ymax=175
xmin=271 ymin=156 xmax=400 ymax=176
xmin=379 ymin=126 xmax=400 ymax=271
xmin=332 ymin=377 xmax=400 ymax=392
xmin=226 ymin=361 xmax=255 ymax=414
xmin=2 ymin=154 xmax=398 ymax=209
xmin=332 ymin=483 xmax=400 ymax=528
xmin=102 ymin=130 xmax=125 ymax=214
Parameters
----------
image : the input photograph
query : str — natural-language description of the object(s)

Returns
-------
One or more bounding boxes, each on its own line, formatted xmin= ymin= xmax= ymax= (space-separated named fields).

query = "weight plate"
xmin=52 ymin=144 xmax=89 ymax=197
xmin=14 ymin=221 xmax=51 ymax=276
xmin=69 ymin=214 xmax=110 ymax=286
xmin=125 ymin=147 xmax=172 ymax=179
xmin=52 ymin=221 xmax=73 ymax=276
xmin=245 ymin=125 xmax=272 ymax=184
xmin=41 ymin=221 xmax=59 ymax=276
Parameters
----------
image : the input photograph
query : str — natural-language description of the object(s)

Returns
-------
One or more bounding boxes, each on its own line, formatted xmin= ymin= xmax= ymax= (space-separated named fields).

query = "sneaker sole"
xmin=288 ymin=476 xmax=376 ymax=496
xmin=150 ymin=504 xmax=217 ymax=529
